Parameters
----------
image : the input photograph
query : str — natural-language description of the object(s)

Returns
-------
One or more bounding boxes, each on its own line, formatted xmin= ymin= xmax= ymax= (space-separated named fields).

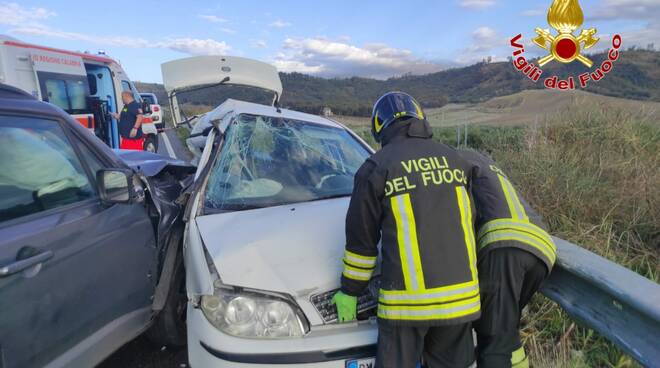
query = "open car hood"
xmin=161 ymin=55 xmax=283 ymax=99
xmin=195 ymin=197 xmax=351 ymax=296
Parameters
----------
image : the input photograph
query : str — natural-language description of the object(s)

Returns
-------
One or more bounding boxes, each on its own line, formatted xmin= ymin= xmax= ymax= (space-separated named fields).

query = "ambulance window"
xmin=38 ymin=72 xmax=91 ymax=114
xmin=121 ymin=81 xmax=131 ymax=92
xmin=44 ymin=79 xmax=69 ymax=110
xmin=68 ymin=80 xmax=87 ymax=110
xmin=87 ymin=74 xmax=98 ymax=95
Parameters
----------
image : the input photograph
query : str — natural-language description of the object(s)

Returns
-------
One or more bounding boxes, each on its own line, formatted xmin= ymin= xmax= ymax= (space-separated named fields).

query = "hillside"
xmin=136 ymin=49 xmax=660 ymax=117
xmin=335 ymin=89 xmax=660 ymax=128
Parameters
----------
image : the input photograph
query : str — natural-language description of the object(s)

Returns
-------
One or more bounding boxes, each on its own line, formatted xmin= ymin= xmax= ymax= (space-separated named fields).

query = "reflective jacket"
xmin=461 ymin=150 xmax=556 ymax=272
xmin=340 ymin=119 xmax=480 ymax=326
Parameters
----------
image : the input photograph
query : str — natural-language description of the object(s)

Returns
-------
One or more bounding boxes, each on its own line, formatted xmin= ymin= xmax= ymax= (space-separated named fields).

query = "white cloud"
xmin=10 ymin=25 xmax=150 ymax=47
xmin=521 ymin=9 xmax=544 ymax=17
xmin=251 ymin=39 xmax=267 ymax=48
xmin=458 ymin=0 xmax=496 ymax=10
xmin=12 ymin=25 xmax=231 ymax=55
xmin=198 ymin=14 xmax=227 ymax=23
xmin=590 ymin=0 xmax=660 ymax=20
xmin=273 ymin=58 xmax=324 ymax=74
xmin=3 ymin=3 xmax=231 ymax=56
xmin=589 ymin=0 xmax=660 ymax=48
xmin=269 ymin=19 xmax=291 ymax=28
xmin=157 ymin=38 xmax=230 ymax=55
xmin=456 ymin=26 xmax=506 ymax=63
xmin=0 ymin=2 xmax=56 ymax=26
xmin=272 ymin=37 xmax=446 ymax=78
xmin=219 ymin=27 xmax=236 ymax=34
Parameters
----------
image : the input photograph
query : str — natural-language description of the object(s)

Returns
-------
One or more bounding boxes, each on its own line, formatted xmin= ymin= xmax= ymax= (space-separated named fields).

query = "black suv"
xmin=0 ymin=84 xmax=192 ymax=368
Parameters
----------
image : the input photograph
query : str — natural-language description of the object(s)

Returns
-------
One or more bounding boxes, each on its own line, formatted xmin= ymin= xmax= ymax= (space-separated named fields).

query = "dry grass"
xmin=494 ymin=105 xmax=658 ymax=368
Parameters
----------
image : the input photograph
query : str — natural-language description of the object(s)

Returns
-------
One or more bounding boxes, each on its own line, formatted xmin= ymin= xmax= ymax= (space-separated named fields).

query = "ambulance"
xmin=0 ymin=35 xmax=158 ymax=151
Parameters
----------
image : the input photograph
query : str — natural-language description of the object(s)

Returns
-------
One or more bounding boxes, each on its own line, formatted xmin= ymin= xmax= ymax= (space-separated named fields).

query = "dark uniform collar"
xmin=381 ymin=117 xmax=433 ymax=146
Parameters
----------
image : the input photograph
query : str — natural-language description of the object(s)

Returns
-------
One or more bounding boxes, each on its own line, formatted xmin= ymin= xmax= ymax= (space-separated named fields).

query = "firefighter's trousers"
xmin=474 ymin=247 xmax=548 ymax=368
xmin=375 ymin=321 xmax=474 ymax=368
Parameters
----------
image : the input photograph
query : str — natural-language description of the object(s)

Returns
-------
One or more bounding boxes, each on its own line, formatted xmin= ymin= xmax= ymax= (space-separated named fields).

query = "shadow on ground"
xmin=97 ymin=336 xmax=188 ymax=368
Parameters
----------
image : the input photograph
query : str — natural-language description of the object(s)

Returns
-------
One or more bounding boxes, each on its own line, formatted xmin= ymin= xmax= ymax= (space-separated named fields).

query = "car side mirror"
xmin=97 ymin=169 xmax=134 ymax=204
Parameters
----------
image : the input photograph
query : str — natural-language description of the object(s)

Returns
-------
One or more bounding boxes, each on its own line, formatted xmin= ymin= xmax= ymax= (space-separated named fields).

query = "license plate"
xmin=345 ymin=357 xmax=376 ymax=368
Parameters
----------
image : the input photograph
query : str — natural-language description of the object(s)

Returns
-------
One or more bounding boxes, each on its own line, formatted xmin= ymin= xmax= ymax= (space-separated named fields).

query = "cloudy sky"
xmin=1 ymin=0 xmax=657 ymax=82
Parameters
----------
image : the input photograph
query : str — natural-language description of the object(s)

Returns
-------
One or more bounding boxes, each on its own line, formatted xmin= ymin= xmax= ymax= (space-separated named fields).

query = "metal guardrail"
xmin=540 ymin=237 xmax=660 ymax=367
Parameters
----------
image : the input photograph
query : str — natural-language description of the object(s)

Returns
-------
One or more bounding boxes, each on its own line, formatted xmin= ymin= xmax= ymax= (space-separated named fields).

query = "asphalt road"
xmin=98 ymin=336 xmax=188 ymax=368
xmin=99 ymin=128 xmax=193 ymax=368
xmin=156 ymin=128 xmax=193 ymax=162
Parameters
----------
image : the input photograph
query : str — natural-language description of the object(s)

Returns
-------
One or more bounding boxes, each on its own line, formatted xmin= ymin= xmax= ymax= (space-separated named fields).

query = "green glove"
xmin=332 ymin=291 xmax=357 ymax=322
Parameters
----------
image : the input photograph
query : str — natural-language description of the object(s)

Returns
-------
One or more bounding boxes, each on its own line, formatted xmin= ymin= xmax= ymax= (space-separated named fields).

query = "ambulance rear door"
xmin=30 ymin=49 xmax=96 ymax=131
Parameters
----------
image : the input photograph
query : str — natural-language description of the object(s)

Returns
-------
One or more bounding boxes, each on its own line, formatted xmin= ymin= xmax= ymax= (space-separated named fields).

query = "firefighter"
xmin=461 ymin=149 xmax=556 ymax=368
xmin=332 ymin=92 xmax=480 ymax=368
xmin=111 ymin=91 xmax=144 ymax=150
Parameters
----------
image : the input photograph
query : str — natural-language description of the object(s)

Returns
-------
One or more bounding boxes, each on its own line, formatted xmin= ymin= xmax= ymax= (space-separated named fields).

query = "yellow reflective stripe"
xmin=479 ymin=230 xmax=556 ymax=264
xmin=412 ymin=100 xmax=424 ymax=118
xmin=391 ymin=194 xmax=412 ymax=289
xmin=477 ymin=219 xmax=554 ymax=250
xmin=380 ymin=279 xmax=478 ymax=295
xmin=456 ymin=186 xmax=478 ymax=281
xmin=379 ymin=283 xmax=479 ymax=305
xmin=342 ymin=264 xmax=374 ymax=281
xmin=497 ymin=174 xmax=528 ymax=221
xmin=344 ymin=250 xmax=377 ymax=268
xmin=402 ymin=194 xmax=425 ymax=290
xmin=377 ymin=295 xmax=480 ymax=320
xmin=391 ymin=193 xmax=425 ymax=290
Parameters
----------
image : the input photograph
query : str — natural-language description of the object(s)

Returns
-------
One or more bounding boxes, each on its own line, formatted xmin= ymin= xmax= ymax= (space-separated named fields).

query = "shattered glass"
xmin=204 ymin=114 xmax=370 ymax=211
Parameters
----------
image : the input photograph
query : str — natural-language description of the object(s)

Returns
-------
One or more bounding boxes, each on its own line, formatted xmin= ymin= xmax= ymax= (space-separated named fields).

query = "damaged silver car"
xmin=162 ymin=56 xmax=380 ymax=367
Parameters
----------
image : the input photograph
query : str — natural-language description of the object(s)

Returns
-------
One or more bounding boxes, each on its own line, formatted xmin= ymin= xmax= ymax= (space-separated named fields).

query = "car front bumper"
xmin=187 ymin=302 xmax=378 ymax=367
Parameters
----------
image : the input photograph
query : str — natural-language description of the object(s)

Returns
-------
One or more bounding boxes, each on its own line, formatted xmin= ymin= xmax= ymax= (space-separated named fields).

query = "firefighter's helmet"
xmin=371 ymin=92 xmax=426 ymax=143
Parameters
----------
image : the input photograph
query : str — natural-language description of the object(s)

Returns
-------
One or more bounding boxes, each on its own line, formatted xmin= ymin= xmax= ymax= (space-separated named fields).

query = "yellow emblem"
xmin=533 ymin=0 xmax=599 ymax=67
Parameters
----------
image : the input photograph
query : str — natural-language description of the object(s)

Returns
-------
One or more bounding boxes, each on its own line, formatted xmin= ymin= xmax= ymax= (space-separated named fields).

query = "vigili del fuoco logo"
xmin=510 ymin=0 xmax=622 ymax=90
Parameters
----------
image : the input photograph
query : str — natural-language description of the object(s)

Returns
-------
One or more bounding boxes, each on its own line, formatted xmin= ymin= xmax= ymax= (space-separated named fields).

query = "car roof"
xmin=0 ymin=84 xmax=66 ymax=116
xmin=205 ymin=98 xmax=343 ymax=130
xmin=0 ymin=83 xmax=125 ymax=167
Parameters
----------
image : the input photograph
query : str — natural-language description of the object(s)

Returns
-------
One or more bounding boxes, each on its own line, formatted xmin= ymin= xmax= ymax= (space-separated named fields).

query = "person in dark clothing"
xmin=111 ymin=91 xmax=144 ymax=150
xmin=332 ymin=92 xmax=481 ymax=368
xmin=461 ymin=149 xmax=556 ymax=368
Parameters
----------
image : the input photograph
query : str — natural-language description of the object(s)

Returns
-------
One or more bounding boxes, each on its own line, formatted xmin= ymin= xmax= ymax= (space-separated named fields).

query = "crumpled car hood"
xmin=114 ymin=149 xmax=194 ymax=177
xmin=115 ymin=149 xmax=195 ymax=254
xmin=195 ymin=197 xmax=350 ymax=296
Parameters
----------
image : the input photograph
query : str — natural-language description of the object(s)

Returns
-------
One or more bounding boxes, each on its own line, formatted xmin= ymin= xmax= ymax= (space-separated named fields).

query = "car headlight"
xmin=200 ymin=280 xmax=309 ymax=338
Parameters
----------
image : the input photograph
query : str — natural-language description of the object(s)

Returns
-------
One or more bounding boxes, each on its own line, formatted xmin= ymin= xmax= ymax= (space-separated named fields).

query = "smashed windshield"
xmin=204 ymin=114 xmax=370 ymax=211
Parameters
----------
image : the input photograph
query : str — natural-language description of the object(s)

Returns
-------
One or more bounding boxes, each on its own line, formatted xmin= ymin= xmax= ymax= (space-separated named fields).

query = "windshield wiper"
xmin=204 ymin=203 xmax=268 ymax=213
xmin=309 ymin=193 xmax=351 ymax=202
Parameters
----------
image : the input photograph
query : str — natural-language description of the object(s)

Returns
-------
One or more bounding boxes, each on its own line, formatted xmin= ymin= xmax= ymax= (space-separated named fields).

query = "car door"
xmin=0 ymin=113 xmax=157 ymax=368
